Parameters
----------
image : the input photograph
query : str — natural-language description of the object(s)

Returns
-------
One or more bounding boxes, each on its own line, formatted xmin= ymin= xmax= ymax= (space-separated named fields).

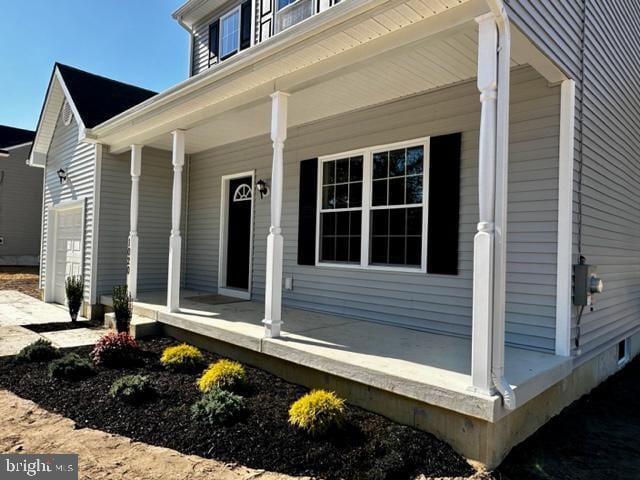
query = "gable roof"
xmin=29 ymin=63 xmax=157 ymax=166
xmin=0 ymin=125 xmax=35 ymax=149
xmin=55 ymin=64 xmax=157 ymax=129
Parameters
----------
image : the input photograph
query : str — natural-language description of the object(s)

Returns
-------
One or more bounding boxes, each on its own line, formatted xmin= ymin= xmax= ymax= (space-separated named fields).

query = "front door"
xmin=224 ymin=176 xmax=253 ymax=293
xmin=53 ymin=207 xmax=83 ymax=305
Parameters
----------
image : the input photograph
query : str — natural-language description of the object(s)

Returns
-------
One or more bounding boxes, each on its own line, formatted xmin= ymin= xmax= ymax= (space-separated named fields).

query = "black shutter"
xmin=208 ymin=20 xmax=219 ymax=65
xmin=427 ymin=133 xmax=462 ymax=275
xmin=297 ymin=159 xmax=318 ymax=265
xmin=240 ymin=1 xmax=252 ymax=50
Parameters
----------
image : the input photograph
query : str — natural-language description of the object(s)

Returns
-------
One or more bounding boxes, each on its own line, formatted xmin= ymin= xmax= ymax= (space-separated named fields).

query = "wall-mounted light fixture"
xmin=57 ymin=168 xmax=68 ymax=184
xmin=256 ymin=179 xmax=270 ymax=199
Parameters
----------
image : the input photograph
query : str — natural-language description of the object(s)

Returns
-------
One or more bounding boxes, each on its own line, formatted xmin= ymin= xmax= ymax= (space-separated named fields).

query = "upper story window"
xmin=208 ymin=1 xmax=251 ymax=67
xmin=219 ymin=7 xmax=241 ymax=59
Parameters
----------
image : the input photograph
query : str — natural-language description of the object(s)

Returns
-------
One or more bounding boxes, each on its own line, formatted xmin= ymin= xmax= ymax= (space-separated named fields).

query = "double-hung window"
xmin=219 ymin=7 xmax=241 ymax=60
xmin=317 ymin=138 xmax=429 ymax=271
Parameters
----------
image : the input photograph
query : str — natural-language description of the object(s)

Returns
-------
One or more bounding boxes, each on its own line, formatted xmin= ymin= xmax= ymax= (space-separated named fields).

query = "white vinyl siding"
xmin=508 ymin=0 xmax=640 ymax=360
xmin=184 ymin=67 xmax=560 ymax=352
xmin=40 ymin=110 xmax=95 ymax=302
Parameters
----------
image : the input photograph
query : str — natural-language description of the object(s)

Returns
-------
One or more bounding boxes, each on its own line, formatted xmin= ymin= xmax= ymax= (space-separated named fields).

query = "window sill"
xmin=314 ymin=262 xmax=426 ymax=274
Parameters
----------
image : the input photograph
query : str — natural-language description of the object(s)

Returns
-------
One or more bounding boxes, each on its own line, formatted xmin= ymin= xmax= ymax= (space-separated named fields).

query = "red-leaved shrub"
xmin=90 ymin=332 xmax=140 ymax=368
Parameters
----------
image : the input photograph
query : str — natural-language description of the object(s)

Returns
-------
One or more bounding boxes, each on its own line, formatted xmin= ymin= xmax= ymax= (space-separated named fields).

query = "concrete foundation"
xmin=160 ymin=323 xmax=640 ymax=468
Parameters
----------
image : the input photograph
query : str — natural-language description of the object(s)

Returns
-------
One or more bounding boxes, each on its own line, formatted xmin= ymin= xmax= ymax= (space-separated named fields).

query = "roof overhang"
xmin=92 ymin=0 xmax=566 ymax=155
xmin=173 ymin=0 xmax=229 ymax=31
xmin=0 ymin=150 xmax=8 ymax=158
xmin=28 ymin=65 xmax=87 ymax=167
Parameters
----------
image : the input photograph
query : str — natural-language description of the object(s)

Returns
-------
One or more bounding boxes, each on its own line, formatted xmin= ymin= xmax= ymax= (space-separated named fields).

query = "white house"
xmin=27 ymin=0 xmax=640 ymax=468
xmin=0 ymin=125 xmax=40 ymax=266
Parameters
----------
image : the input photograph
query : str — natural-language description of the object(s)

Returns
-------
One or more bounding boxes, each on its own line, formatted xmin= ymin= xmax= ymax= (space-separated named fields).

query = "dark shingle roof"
xmin=56 ymin=63 xmax=157 ymax=128
xmin=0 ymin=125 xmax=35 ymax=149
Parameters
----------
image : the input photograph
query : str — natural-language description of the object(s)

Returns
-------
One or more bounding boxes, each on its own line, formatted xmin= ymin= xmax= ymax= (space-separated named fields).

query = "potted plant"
xmin=65 ymin=276 xmax=84 ymax=322
xmin=112 ymin=285 xmax=133 ymax=333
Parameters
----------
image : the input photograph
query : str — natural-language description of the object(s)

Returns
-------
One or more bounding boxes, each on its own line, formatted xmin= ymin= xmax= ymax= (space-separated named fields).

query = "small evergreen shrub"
xmin=197 ymin=359 xmax=246 ymax=393
xmin=65 ymin=275 xmax=84 ymax=322
xmin=112 ymin=285 xmax=132 ymax=333
xmin=17 ymin=339 xmax=61 ymax=363
xmin=288 ymin=390 xmax=346 ymax=436
xmin=191 ymin=388 xmax=246 ymax=425
xmin=160 ymin=344 xmax=204 ymax=372
xmin=90 ymin=331 xmax=140 ymax=368
xmin=48 ymin=353 xmax=95 ymax=380
xmin=109 ymin=374 xmax=154 ymax=405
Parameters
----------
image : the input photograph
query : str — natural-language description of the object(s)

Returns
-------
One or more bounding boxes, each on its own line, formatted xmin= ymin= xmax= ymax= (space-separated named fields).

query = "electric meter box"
xmin=573 ymin=262 xmax=604 ymax=306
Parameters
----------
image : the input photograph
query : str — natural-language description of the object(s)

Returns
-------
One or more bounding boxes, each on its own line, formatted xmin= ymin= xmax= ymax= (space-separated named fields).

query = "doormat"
xmin=183 ymin=294 xmax=245 ymax=306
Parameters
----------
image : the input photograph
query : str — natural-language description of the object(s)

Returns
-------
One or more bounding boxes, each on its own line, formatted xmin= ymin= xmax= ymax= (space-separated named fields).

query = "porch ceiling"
xmin=96 ymin=0 xmax=564 ymax=154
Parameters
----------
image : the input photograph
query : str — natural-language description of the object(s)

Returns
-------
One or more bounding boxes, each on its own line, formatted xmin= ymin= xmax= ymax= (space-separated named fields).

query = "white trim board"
xmin=218 ymin=170 xmax=256 ymax=300
xmin=555 ymin=79 xmax=576 ymax=357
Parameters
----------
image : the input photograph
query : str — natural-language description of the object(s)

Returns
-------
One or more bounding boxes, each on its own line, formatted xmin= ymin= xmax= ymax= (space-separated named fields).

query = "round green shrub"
xmin=48 ymin=353 xmax=95 ymax=381
xmin=109 ymin=374 xmax=154 ymax=405
xmin=191 ymin=388 xmax=246 ymax=425
xmin=17 ymin=339 xmax=61 ymax=363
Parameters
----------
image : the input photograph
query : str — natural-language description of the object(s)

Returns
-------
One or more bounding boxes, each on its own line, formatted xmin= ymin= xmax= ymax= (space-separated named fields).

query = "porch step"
xmin=104 ymin=312 xmax=160 ymax=339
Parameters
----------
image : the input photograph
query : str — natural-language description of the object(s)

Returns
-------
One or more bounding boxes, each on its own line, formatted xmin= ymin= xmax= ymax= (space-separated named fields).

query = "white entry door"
xmin=53 ymin=207 xmax=83 ymax=305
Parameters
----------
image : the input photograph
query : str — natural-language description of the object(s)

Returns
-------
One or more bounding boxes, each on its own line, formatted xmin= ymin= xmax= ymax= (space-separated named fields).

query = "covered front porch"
xmin=92 ymin=0 xmax=577 ymax=447
xmin=101 ymin=289 xmax=571 ymax=423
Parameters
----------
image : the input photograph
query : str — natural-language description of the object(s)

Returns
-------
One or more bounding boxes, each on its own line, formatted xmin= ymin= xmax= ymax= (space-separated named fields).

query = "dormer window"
xmin=220 ymin=7 xmax=241 ymax=59
xmin=208 ymin=1 xmax=252 ymax=67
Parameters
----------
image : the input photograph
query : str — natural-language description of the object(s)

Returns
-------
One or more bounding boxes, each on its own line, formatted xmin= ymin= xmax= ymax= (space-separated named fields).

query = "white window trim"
xmin=219 ymin=5 xmax=241 ymax=60
xmin=315 ymin=137 xmax=430 ymax=274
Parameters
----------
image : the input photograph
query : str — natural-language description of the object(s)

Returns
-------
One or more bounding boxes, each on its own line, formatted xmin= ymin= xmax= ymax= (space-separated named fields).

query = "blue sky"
xmin=1 ymin=0 xmax=188 ymax=131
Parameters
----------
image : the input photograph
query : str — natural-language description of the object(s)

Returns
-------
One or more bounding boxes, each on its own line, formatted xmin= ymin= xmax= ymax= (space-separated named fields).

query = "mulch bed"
xmin=0 ymin=266 xmax=40 ymax=299
xmin=0 ymin=337 xmax=474 ymax=480
xmin=22 ymin=320 xmax=104 ymax=333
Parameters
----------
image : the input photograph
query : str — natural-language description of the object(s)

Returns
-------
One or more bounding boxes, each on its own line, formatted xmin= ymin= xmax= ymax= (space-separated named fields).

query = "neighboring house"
xmin=27 ymin=0 xmax=640 ymax=468
xmin=27 ymin=63 xmax=156 ymax=307
xmin=0 ymin=125 xmax=40 ymax=266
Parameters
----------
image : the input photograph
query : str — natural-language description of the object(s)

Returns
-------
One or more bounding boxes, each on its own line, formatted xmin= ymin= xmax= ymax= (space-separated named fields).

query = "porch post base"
xmin=471 ymin=225 xmax=494 ymax=393
xmin=262 ymin=318 xmax=282 ymax=338
xmin=263 ymin=230 xmax=283 ymax=338
xmin=167 ymin=234 xmax=182 ymax=313
xmin=127 ymin=233 xmax=139 ymax=300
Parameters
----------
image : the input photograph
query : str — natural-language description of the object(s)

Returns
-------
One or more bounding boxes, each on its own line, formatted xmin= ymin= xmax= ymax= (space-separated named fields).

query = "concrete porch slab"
xmin=100 ymin=290 xmax=571 ymax=422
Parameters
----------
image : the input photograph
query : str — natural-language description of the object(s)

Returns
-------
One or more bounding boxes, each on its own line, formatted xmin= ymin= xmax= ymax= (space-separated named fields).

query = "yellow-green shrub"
xmin=288 ymin=390 xmax=345 ymax=436
xmin=160 ymin=343 xmax=204 ymax=372
xmin=197 ymin=359 xmax=246 ymax=393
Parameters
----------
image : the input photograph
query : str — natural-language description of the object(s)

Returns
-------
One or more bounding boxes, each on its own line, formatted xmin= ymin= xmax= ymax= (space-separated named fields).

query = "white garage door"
xmin=53 ymin=207 xmax=83 ymax=305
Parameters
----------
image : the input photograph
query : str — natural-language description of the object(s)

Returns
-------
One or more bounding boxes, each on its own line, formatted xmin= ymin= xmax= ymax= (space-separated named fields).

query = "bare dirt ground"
xmin=0 ymin=266 xmax=40 ymax=299
xmin=0 ymin=389 xmax=302 ymax=480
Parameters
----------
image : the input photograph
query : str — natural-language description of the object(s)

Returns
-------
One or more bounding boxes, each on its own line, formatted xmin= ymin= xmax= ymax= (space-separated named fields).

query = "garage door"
xmin=53 ymin=207 xmax=83 ymax=305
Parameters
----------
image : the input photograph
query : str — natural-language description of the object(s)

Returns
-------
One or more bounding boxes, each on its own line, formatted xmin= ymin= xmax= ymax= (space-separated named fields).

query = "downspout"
xmin=486 ymin=0 xmax=516 ymax=410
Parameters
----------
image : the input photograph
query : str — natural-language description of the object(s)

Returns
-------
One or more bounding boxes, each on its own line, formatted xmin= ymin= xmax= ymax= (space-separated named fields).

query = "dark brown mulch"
xmin=22 ymin=320 xmax=104 ymax=333
xmin=0 ymin=337 xmax=474 ymax=480
xmin=0 ymin=266 xmax=40 ymax=299
xmin=496 ymin=355 xmax=640 ymax=480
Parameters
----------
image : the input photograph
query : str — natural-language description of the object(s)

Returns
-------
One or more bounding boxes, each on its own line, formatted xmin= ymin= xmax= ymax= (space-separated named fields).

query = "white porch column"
xmin=263 ymin=91 xmax=289 ymax=338
xmin=127 ymin=145 xmax=142 ymax=299
xmin=471 ymin=14 xmax=498 ymax=394
xmin=167 ymin=130 xmax=185 ymax=312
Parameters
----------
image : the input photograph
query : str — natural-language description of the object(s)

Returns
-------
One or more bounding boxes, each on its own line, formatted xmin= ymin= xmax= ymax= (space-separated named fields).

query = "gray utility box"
xmin=573 ymin=262 xmax=604 ymax=306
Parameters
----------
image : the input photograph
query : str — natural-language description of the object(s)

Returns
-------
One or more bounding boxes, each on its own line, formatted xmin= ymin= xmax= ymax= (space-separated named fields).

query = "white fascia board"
xmin=4 ymin=141 xmax=34 ymax=151
xmin=0 ymin=150 xmax=8 ymax=158
xmin=91 ymin=0 xmax=412 ymax=137
xmin=27 ymin=151 xmax=47 ymax=168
